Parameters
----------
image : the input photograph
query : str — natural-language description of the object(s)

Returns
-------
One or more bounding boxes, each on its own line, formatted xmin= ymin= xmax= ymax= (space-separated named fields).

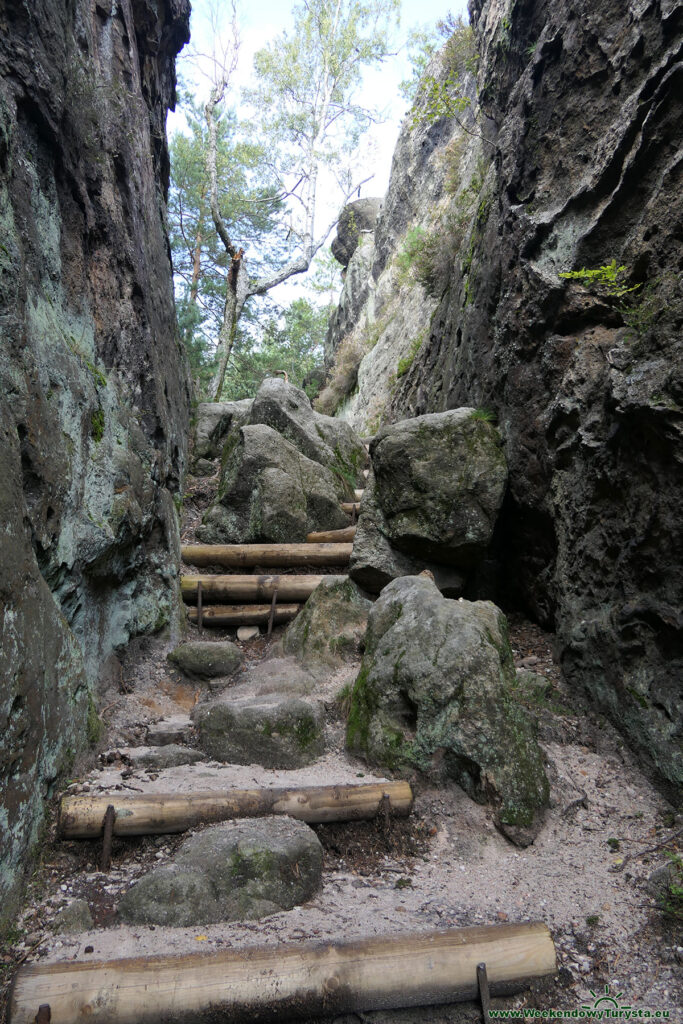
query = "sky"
xmin=170 ymin=0 xmax=469 ymax=307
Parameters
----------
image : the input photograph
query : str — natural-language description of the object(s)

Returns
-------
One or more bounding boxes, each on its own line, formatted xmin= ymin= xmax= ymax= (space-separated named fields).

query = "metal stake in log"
xmin=377 ymin=792 xmax=392 ymax=830
xmin=197 ymin=580 xmax=203 ymax=634
xmin=267 ymin=585 xmax=279 ymax=638
xmin=34 ymin=1007 xmax=50 ymax=1024
xmin=100 ymin=804 xmax=116 ymax=873
xmin=477 ymin=962 xmax=491 ymax=1021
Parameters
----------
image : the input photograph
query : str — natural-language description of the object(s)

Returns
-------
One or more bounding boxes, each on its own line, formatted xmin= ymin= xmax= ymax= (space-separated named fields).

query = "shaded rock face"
xmin=196 ymin=424 xmax=348 ymax=544
xmin=332 ymin=1 xmax=683 ymax=787
xmin=167 ymin=640 xmax=244 ymax=680
xmin=330 ymin=198 xmax=382 ymax=268
xmin=346 ymin=576 xmax=549 ymax=845
xmin=0 ymin=0 xmax=190 ymax=915
xmin=282 ymin=577 xmax=372 ymax=667
xmin=193 ymin=399 xmax=252 ymax=463
xmin=118 ymin=817 xmax=323 ymax=926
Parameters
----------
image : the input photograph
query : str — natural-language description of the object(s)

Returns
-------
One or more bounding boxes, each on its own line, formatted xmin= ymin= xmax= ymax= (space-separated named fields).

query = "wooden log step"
xmin=306 ymin=526 xmax=356 ymax=543
xmin=181 ymin=574 xmax=345 ymax=604
xmin=341 ymin=502 xmax=361 ymax=515
xmin=363 ymin=468 xmax=369 ymax=479
xmin=188 ymin=603 xmax=300 ymax=627
xmin=182 ymin=543 xmax=352 ymax=569
xmin=59 ymin=781 xmax=414 ymax=838
xmin=354 ymin=489 xmax=364 ymax=501
xmin=8 ymin=923 xmax=556 ymax=1024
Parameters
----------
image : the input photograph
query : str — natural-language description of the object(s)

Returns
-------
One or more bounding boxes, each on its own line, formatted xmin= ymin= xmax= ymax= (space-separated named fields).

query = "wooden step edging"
xmin=58 ymin=781 xmax=414 ymax=838
xmin=341 ymin=502 xmax=361 ymax=515
xmin=181 ymin=574 xmax=345 ymax=604
xmin=8 ymin=923 xmax=557 ymax=1024
xmin=182 ymin=542 xmax=352 ymax=569
xmin=187 ymin=603 xmax=300 ymax=627
xmin=306 ymin=526 xmax=356 ymax=543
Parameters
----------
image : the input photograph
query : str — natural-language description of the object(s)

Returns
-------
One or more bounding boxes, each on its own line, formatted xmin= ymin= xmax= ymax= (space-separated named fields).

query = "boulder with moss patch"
xmin=196 ymin=424 xmax=348 ymax=544
xmin=282 ymin=577 xmax=372 ymax=666
xmin=345 ymin=575 xmax=549 ymax=845
xmin=118 ymin=817 xmax=322 ymax=926
xmin=192 ymin=692 xmax=325 ymax=769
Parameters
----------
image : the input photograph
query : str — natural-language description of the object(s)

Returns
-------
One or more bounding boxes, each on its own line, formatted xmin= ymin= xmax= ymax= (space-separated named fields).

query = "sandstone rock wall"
xmin=0 ymin=0 xmax=191 ymax=917
xmin=329 ymin=0 xmax=683 ymax=787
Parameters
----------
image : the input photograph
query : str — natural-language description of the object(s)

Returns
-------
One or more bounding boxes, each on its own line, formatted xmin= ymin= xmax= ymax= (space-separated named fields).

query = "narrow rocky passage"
xmin=2 ymin=386 xmax=680 ymax=1023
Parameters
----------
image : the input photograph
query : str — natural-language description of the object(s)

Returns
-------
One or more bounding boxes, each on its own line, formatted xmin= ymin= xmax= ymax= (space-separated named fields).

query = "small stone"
xmin=121 ymin=745 xmax=205 ymax=769
xmin=146 ymin=716 xmax=193 ymax=747
xmin=168 ymin=641 xmax=244 ymax=680
xmin=52 ymin=900 xmax=93 ymax=934
xmin=237 ymin=626 xmax=260 ymax=641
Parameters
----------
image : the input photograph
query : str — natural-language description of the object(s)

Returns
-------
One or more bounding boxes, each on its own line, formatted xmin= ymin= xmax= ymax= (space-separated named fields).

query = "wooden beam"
xmin=58 ymin=781 xmax=414 ymax=838
xmin=306 ymin=526 xmax=356 ymax=543
xmin=187 ymin=604 xmax=300 ymax=627
xmin=9 ymin=924 xmax=556 ymax=1024
xmin=182 ymin=543 xmax=352 ymax=568
xmin=354 ymin=489 xmax=364 ymax=501
xmin=341 ymin=502 xmax=361 ymax=515
xmin=181 ymin=574 xmax=345 ymax=605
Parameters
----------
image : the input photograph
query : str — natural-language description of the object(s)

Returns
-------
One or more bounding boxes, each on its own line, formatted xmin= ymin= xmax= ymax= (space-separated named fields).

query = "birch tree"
xmin=204 ymin=0 xmax=399 ymax=400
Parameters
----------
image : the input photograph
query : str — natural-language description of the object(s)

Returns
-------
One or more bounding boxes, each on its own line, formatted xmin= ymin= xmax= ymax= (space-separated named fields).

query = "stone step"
xmin=146 ymin=715 xmax=193 ymax=747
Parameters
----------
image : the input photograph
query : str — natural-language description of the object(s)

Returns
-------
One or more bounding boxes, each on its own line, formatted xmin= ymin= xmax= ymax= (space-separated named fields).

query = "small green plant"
xmin=558 ymin=259 xmax=641 ymax=299
xmin=90 ymin=407 xmax=105 ymax=443
xmin=607 ymin=837 xmax=620 ymax=851
xmin=526 ymin=42 xmax=538 ymax=58
xmin=335 ymin=682 xmax=354 ymax=719
xmin=470 ymin=407 xmax=496 ymax=423
xmin=394 ymin=877 xmax=413 ymax=890
xmin=396 ymin=331 xmax=426 ymax=378
xmin=86 ymin=693 xmax=103 ymax=746
xmin=585 ymin=914 xmax=600 ymax=927
xmin=659 ymin=852 xmax=683 ymax=921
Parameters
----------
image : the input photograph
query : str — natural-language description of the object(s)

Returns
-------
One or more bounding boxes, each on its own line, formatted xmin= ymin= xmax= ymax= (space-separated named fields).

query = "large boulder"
xmin=193 ymin=399 xmax=252 ymax=462
xmin=331 ymin=198 xmax=382 ymax=267
xmin=349 ymin=469 xmax=467 ymax=596
xmin=282 ymin=577 xmax=373 ymax=666
xmin=167 ymin=640 xmax=244 ymax=680
xmin=345 ymin=576 xmax=549 ymax=845
xmin=196 ymin=424 xmax=348 ymax=544
xmin=192 ymin=693 xmax=325 ymax=769
xmin=118 ymin=817 xmax=322 ymax=926
xmin=369 ymin=409 xmax=508 ymax=568
xmin=249 ymin=378 xmax=367 ymax=494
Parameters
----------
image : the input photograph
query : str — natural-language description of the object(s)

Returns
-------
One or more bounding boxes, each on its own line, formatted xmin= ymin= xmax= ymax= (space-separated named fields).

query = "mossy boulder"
xmin=345 ymin=575 xmax=549 ymax=845
xmin=192 ymin=693 xmax=325 ymax=769
xmin=167 ymin=640 xmax=244 ymax=680
xmin=282 ymin=577 xmax=372 ymax=666
xmin=249 ymin=377 xmax=366 ymax=495
xmin=118 ymin=817 xmax=322 ymax=926
xmin=193 ymin=399 xmax=252 ymax=462
xmin=369 ymin=408 xmax=508 ymax=568
xmin=196 ymin=424 xmax=348 ymax=544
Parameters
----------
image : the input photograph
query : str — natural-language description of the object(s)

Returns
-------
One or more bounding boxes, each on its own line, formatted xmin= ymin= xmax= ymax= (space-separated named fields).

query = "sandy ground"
xmin=3 ymin=612 xmax=681 ymax=1023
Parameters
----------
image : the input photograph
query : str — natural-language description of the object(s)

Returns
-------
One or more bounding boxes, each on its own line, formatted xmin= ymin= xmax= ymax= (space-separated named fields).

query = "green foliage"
xmin=409 ymin=16 xmax=478 ymax=129
xmin=607 ymin=837 xmax=620 ymax=851
xmin=558 ymin=259 xmax=641 ymax=299
xmin=396 ymin=331 xmax=426 ymax=378
xmin=470 ymin=407 xmax=496 ymax=423
xmin=90 ymin=408 xmax=105 ymax=443
xmin=585 ymin=914 xmax=600 ymax=927
xmin=659 ymin=853 xmax=683 ymax=920
xmin=86 ymin=693 xmax=103 ymax=746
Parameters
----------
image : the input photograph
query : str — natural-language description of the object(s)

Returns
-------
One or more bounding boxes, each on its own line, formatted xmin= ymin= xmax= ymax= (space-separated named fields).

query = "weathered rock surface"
xmin=146 ymin=716 xmax=193 ymax=748
xmin=371 ymin=408 xmax=507 ymax=567
xmin=346 ymin=576 xmax=549 ymax=844
xmin=330 ymin=197 xmax=382 ymax=267
xmin=168 ymin=641 xmax=244 ymax=679
xmin=118 ymin=817 xmax=322 ymax=926
xmin=328 ymin=0 xmax=683 ymax=788
xmin=0 ymin=0 xmax=190 ymax=916
xmin=282 ymin=577 xmax=372 ymax=666
xmin=121 ymin=745 xmax=205 ymax=769
xmin=193 ymin=399 xmax=252 ymax=463
xmin=349 ymin=469 xmax=467 ymax=595
xmin=196 ymin=424 xmax=348 ymax=544
xmin=52 ymin=899 xmax=94 ymax=935
xmin=193 ymin=693 xmax=325 ymax=769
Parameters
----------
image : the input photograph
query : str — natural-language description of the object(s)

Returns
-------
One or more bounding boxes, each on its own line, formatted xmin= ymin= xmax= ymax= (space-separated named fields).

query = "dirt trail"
xmin=2 ymin=471 xmax=681 ymax=1023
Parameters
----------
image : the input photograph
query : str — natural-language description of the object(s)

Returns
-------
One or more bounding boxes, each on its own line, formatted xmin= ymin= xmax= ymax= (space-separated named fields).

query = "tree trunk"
xmin=211 ymin=257 xmax=249 ymax=400
xmin=181 ymin=574 xmax=344 ymax=604
xmin=187 ymin=603 xmax=300 ymax=627
xmin=59 ymin=781 xmax=414 ymax=838
xmin=181 ymin=543 xmax=352 ymax=568
xmin=9 ymin=924 xmax=556 ymax=1024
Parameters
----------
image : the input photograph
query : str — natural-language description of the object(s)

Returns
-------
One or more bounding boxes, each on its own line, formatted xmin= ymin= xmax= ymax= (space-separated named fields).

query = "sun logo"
xmin=583 ymin=984 xmax=632 ymax=1012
